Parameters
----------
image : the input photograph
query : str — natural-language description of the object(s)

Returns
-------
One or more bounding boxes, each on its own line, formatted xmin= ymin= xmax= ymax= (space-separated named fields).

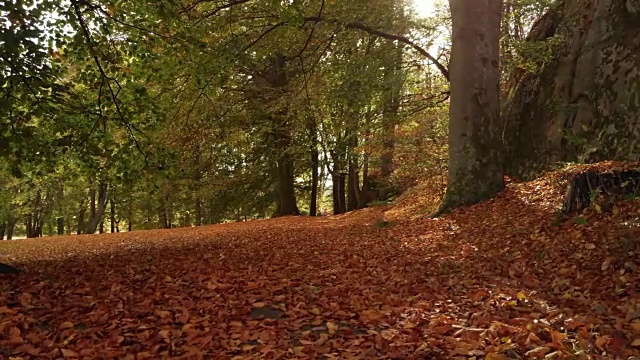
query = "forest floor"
xmin=3 ymin=163 xmax=640 ymax=359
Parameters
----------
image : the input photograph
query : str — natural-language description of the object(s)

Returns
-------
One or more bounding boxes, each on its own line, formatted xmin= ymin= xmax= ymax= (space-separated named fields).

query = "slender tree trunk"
xmin=0 ymin=222 xmax=5 ymax=240
xmin=127 ymin=194 xmax=133 ymax=231
xmin=332 ymin=172 xmax=346 ymax=215
xmin=158 ymin=190 xmax=169 ymax=229
xmin=77 ymin=206 xmax=86 ymax=235
xmin=84 ymin=182 xmax=108 ymax=234
xmin=433 ymin=0 xmax=504 ymax=216
xmin=6 ymin=219 xmax=15 ymax=240
xmin=99 ymin=220 xmax=104 ymax=234
xmin=26 ymin=214 xmax=41 ymax=238
xmin=110 ymin=197 xmax=116 ymax=233
xmin=310 ymin=150 xmax=319 ymax=216
xmin=347 ymin=158 xmax=360 ymax=211
xmin=89 ymin=184 xmax=96 ymax=221
xmin=195 ymin=194 xmax=202 ymax=226
xmin=167 ymin=197 xmax=173 ymax=228
xmin=47 ymin=219 xmax=53 ymax=236
xmin=338 ymin=173 xmax=346 ymax=213
xmin=309 ymin=118 xmax=319 ymax=216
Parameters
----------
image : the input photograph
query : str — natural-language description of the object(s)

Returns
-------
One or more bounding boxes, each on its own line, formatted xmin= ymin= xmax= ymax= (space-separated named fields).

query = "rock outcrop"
xmin=502 ymin=0 xmax=640 ymax=179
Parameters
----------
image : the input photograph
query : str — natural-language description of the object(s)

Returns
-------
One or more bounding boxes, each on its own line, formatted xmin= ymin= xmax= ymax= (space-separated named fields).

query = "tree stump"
xmin=562 ymin=169 xmax=640 ymax=213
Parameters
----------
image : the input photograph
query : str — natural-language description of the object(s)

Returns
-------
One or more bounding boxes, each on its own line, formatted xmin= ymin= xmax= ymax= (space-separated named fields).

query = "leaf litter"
xmin=2 ymin=162 xmax=640 ymax=359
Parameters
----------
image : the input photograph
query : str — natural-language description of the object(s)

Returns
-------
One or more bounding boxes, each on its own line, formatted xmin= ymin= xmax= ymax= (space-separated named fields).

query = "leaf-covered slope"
xmin=2 ymin=163 xmax=640 ymax=359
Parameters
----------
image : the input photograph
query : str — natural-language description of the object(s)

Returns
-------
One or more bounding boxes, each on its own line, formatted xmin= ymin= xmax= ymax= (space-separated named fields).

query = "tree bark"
xmin=158 ymin=195 xmax=169 ymax=229
xmin=84 ymin=182 xmax=108 ymax=234
xmin=379 ymin=42 xmax=403 ymax=200
xmin=0 ymin=222 xmax=5 ymax=240
xmin=433 ymin=0 xmax=505 ymax=216
xmin=77 ymin=206 xmax=86 ymax=235
xmin=331 ymin=172 xmax=347 ymax=215
xmin=57 ymin=217 xmax=64 ymax=235
xmin=347 ymin=158 xmax=360 ymax=211
xmin=268 ymin=54 xmax=300 ymax=216
xmin=6 ymin=219 xmax=15 ymax=240
xmin=110 ymin=197 xmax=116 ymax=233
xmin=195 ymin=193 xmax=202 ymax=226
xmin=309 ymin=118 xmax=319 ymax=217
xmin=89 ymin=184 xmax=96 ymax=221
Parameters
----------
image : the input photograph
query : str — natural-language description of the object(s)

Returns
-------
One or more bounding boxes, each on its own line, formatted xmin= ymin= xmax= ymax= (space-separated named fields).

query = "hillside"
xmin=2 ymin=163 xmax=640 ymax=359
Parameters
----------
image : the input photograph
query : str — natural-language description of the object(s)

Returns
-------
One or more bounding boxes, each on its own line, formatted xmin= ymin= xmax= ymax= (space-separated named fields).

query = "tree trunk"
xmin=347 ymin=158 xmax=361 ymax=211
xmin=46 ymin=219 xmax=53 ymax=236
xmin=0 ymin=222 xmax=5 ymax=240
xmin=195 ymin=193 xmax=202 ymax=226
xmin=276 ymin=151 xmax=299 ymax=216
xmin=110 ymin=197 xmax=116 ymax=233
xmin=378 ymin=41 xmax=403 ymax=200
xmin=26 ymin=214 xmax=37 ymax=238
xmin=127 ymin=195 xmax=133 ymax=231
xmin=57 ymin=217 xmax=64 ymax=235
xmin=89 ymin=184 xmax=96 ymax=221
xmin=84 ymin=182 xmax=108 ymax=234
xmin=309 ymin=121 xmax=319 ymax=217
xmin=6 ymin=219 xmax=15 ymax=240
xmin=264 ymin=54 xmax=299 ymax=216
xmin=158 ymin=197 xmax=169 ymax=229
xmin=433 ymin=0 xmax=505 ymax=216
xmin=77 ymin=206 xmax=86 ymax=235
xmin=331 ymin=172 xmax=347 ymax=215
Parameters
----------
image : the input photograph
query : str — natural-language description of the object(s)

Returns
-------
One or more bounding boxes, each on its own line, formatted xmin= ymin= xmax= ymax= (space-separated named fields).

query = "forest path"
xmin=2 ymin=165 xmax=640 ymax=358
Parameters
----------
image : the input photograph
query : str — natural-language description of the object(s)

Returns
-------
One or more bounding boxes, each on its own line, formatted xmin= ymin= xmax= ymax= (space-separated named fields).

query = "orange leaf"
xmin=59 ymin=321 xmax=74 ymax=330
xmin=61 ymin=348 xmax=78 ymax=358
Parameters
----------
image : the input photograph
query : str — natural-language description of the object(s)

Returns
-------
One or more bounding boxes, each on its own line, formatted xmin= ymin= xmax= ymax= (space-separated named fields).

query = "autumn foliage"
xmin=2 ymin=162 xmax=640 ymax=359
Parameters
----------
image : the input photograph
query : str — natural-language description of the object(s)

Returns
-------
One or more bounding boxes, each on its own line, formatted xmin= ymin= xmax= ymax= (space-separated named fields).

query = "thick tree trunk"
xmin=263 ymin=53 xmax=300 ymax=216
xmin=276 ymin=151 xmax=299 ymax=216
xmin=84 ymin=182 xmax=108 ymax=234
xmin=272 ymin=109 xmax=299 ymax=216
xmin=433 ymin=0 xmax=505 ymax=216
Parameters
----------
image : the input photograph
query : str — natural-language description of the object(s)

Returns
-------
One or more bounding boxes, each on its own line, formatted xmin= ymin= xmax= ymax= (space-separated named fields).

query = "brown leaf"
xmin=60 ymin=348 xmax=78 ymax=358
xmin=59 ymin=322 xmax=74 ymax=330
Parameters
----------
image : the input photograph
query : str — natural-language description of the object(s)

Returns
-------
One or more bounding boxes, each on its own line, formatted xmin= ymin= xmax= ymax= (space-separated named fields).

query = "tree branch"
xmin=303 ymin=16 xmax=449 ymax=81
